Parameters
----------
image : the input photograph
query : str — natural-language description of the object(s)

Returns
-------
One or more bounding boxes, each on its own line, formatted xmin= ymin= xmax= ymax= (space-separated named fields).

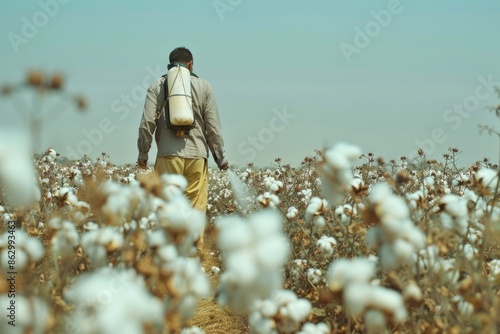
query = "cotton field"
xmin=0 ymin=141 xmax=499 ymax=333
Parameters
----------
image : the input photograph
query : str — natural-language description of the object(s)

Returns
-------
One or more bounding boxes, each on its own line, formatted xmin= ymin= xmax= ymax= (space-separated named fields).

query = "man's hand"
xmin=219 ymin=161 xmax=229 ymax=171
xmin=137 ymin=159 xmax=148 ymax=169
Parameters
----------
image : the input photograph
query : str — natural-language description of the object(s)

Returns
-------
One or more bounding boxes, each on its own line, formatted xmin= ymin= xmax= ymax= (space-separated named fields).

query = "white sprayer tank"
xmin=167 ymin=65 xmax=194 ymax=126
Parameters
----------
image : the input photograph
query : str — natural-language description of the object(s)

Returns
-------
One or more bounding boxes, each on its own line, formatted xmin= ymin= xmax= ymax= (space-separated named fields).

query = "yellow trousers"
xmin=154 ymin=157 xmax=208 ymax=213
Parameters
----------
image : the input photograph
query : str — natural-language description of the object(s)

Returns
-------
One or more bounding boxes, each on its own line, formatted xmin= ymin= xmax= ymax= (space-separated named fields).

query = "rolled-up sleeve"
xmin=203 ymin=82 xmax=226 ymax=167
xmin=137 ymin=82 xmax=159 ymax=161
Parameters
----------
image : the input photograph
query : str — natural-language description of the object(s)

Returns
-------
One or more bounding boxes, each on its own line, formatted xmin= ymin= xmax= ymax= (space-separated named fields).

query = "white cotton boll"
xmin=467 ymin=227 xmax=483 ymax=246
xmin=438 ymin=259 xmax=460 ymax=284
xmin=424 ymin=176 xmax=434 ymax=187
xmin=287 ymin=206 xmax=299 ymax=219
xmin=327 ymin=259 xmax=376 ymax=291
xmin=226 ymin=250 xmax=259 ymax=284
xmin=475 ymin=168 xmax=499 ymax=191
xmin=377 ymin=196 xmax=409 ymax=224
xmin=84 ymin=221 xmax=99 ymax=231
xmin=282 ymin=298 xmax=311 ymax=323
xmin=316 ymin=235 xmax=337 ymax=257
xmin=257 ymin=299 xmax=278 ymax=318
xmin=453 ymin=296 xmax=474 ymax=318
xmin=161 ymin=173 xmax=188 ymax=191
xmin=248 ymin=310 xmax=276 ymax=334
xmin=325 ymin=143 xmax=361 ymax=170
xmin=301 ymin=189 xmax=312 ymax=200
xmin=370 ymin=183 xmax=392 ymax=205
xmin=461 ymin=244 xmax=478 ymax=261
xmin=255 ymin=235 xmax=289 ymax=270
xmin=402 ymin=226 xmax=426 ymax=250
xmin=23 ymin=236 xmax=44 ymax=261
xmin=307 ymin=268 xmax=323 ymax=285
xmin=403 ymin=281 xmax=423 ymax=302
xmin=180 ymin=327 xmax=205 ymax=334
xmin=364 ymin=309 xmax=387 ymax=333
xmin=250 ymin=210 xmax=283 ymax=239
xmin=313 ymin=216 xmax=326 ymax=228
xmin=369 ymin=286 xmax=407 ymax=323
xmin=211 ymin=266 xmax=220 ymax=274
xmin=65 ymin=267 xmax=164 ymax=334
xmin=148 ymin=230 xmax=167 ymax=248
xmin=463 ymin=189 xmax=479 ymax=203
xmin=343 ymin=283 xmax=371 ymax=317
xmin=157 ymin=245 xmax=178 ymax=264
xmin=392 ymin=239 xmax=417 ymax=267
xmin=298 ymin=322 xmax=329 ymax=334
xmin=169 ymin=258 xmax=211 ymax=298
xmin=58 ymin=187 xmax=79 ymax=205
xmin=488 ymin=259 xmax=500 ymax=280
xmin=440 ymin=195 xmax=467 ymax=218
xmin=217 ymin=216 xmax=253 ymax=250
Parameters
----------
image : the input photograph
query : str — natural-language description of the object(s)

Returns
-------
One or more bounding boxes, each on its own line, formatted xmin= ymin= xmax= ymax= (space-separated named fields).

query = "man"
xmin=137 ymin=47 xmax=228 ymax=213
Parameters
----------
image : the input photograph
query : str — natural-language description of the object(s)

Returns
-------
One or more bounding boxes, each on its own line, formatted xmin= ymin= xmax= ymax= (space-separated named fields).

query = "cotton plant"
xmin=249 ymin=289 xmax=312 ymax=334
xmin=64 ymin=267 xmax=164 ymax=334
xmin=316 ymin=235 xmax=337 ymax=257
xmin=438 ymin=194 xmax=469 ymax=236
xmin=304 ymin=197 xmax=329 ymax=229
xmin=162 ymin=254 xmax=211 ymax=323
xmin=473 ymin=167 xmax=499 ymax=193
xmin=333 ymin=203 xmax=357 ymax=227
xmin=290 ymin=259 xmax=308 ymax=282
xmin=264 ymin=176 xmax=284 ymax=193
xmin=216 ymin=210 xmax=290 ymax=314
xmin=327 ymin=258 xmax=408 ymax=330
xmin=414 ymin=245 xmax=460 ymax=285
xmin=319 ymin=143 xmax=362 ymax=206
xmin=256 ymin=191 xmax=281 ymax=208
xmin=155 ymin=194 xmax=206 ymax=256
xmin=81 ymin=226 xmax=124 ymax=267
xmin=365 ymin=183 xmax=426 ymax=270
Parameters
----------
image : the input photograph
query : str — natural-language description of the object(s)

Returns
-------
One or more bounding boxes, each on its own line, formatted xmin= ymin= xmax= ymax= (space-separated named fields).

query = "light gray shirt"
xmin=137 ymin=74 xmax=226 ymax=167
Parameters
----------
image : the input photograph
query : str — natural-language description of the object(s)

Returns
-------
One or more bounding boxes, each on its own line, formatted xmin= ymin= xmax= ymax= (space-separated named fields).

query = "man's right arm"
xmin=137 ymin=81 xmax=159 ymax=165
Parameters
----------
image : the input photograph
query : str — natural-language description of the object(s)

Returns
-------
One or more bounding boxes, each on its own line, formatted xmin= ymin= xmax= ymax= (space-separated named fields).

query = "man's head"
xmin=169 ymin=47 xmax=193 ymax=72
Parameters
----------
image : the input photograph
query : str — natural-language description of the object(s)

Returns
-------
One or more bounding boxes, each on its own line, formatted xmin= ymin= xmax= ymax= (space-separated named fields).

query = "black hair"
xmin=169 ymin=47 xmax=193 ymax=64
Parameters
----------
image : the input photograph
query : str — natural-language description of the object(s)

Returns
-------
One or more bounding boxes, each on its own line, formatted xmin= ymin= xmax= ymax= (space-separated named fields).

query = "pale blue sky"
xmin=1 ymin=0 xmax=500 ymax=167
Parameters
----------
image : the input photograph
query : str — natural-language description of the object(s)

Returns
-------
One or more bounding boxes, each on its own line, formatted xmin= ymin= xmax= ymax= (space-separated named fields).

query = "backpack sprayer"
xmin=160 ymin=63 xmax=197 ymax=137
